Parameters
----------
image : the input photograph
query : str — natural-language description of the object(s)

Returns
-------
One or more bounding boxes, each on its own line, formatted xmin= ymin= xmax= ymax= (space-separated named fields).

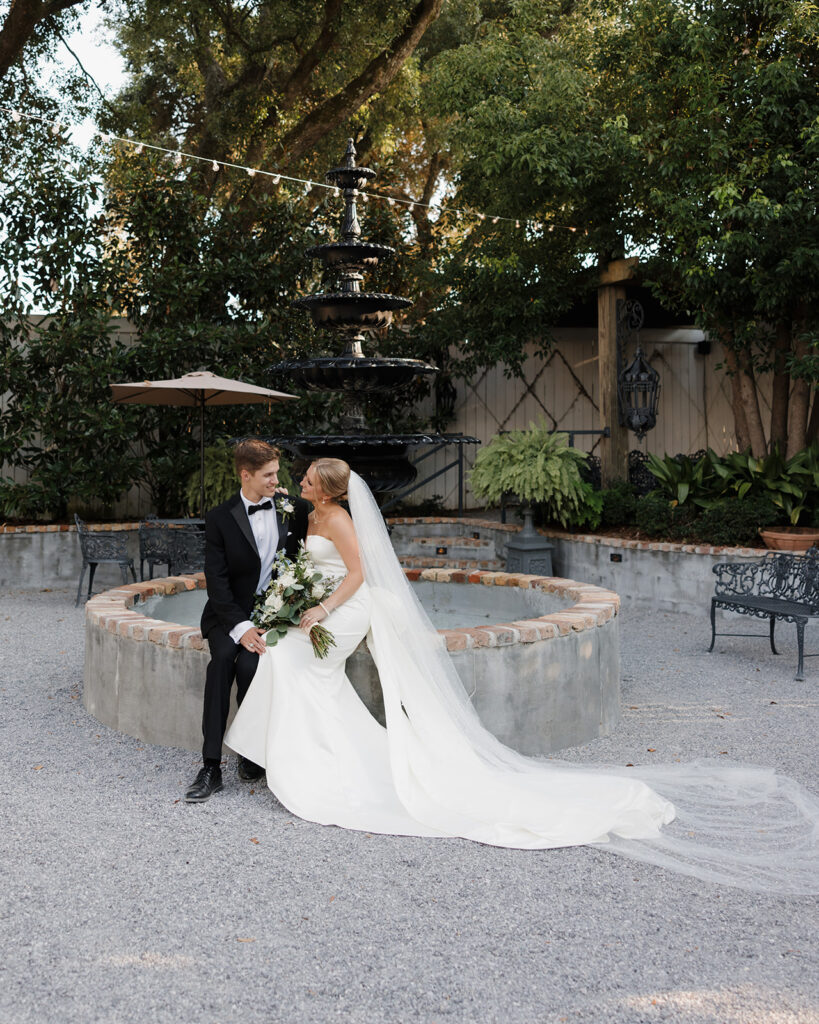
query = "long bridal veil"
xmin=347 ymin=471 xmax=819 ymax=895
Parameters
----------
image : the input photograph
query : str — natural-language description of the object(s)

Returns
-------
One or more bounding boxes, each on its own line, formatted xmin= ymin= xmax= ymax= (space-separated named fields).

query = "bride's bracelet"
xmin=319 ymin=601 xmax=331 ymax=616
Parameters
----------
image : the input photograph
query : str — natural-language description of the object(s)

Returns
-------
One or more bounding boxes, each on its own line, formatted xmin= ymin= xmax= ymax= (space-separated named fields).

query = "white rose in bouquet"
xmin=311 ymin=582 xmax=326 ymax=599
xmin=265 ymin=592 xmax=285 ymax=613
xmin=277 ymin=570 xmax=296 ymax=589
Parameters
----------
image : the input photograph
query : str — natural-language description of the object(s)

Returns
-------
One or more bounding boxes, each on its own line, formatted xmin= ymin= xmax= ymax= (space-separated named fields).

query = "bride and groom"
xmin=184 ymin=439 xmax=819 ymax=894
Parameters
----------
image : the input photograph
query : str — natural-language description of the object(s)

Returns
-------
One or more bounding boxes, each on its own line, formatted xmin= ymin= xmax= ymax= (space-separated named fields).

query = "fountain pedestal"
xmin=504 ymin=507 xmax=555 ymax=576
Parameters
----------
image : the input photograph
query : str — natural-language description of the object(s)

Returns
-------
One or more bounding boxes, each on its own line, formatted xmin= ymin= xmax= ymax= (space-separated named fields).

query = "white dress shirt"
xmin=228 ymin=491 xmax=279 ymax=645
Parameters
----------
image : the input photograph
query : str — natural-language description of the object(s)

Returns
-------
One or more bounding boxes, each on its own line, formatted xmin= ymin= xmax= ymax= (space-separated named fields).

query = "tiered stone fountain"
xmin=268 ymin=139 xmax=477 ymax=496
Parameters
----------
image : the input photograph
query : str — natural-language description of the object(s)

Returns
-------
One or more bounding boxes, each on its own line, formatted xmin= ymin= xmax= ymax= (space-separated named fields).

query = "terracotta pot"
xmin=759 ymin=527 xmax=819 ymax=552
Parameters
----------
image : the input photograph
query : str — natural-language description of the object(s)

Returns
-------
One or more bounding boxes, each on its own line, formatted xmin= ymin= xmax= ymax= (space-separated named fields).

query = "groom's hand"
xmin=239 ymin=626 xmax=266 ymax=654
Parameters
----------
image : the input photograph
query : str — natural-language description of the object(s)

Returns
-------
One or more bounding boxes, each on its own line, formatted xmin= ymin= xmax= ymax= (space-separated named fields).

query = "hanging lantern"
xmin=618 ymin=346 xmax=660 ymax=439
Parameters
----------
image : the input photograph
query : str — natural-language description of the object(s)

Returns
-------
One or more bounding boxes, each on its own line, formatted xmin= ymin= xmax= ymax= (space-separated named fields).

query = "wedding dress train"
xmin=225 ymin=475 xmax=819 ymax=895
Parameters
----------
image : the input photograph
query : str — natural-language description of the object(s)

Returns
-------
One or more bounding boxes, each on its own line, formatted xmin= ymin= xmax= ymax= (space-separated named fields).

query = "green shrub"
xmin=635 ymin=492 xmax=673 ymax=536
xmin=600 ymin=480 xmax=638 ymax=527
xmin=184 ymin=440 xmax=295 ymax=514
xmin=688 ymin=497 xmax=782 ymax=547
xmin=667 ymin=504 xmax=700 ymax=541
xmin=388 ymin=494 xmax=447 ymax=517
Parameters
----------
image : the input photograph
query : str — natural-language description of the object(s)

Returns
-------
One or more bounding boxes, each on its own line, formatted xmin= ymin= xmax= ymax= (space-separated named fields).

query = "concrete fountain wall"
xmin=83 ymin=568 xmax=622 ymax=756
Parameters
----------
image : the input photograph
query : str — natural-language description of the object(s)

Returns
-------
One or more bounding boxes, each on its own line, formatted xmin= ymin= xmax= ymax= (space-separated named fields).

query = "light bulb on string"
xmin=2 ymin=105 xmax=558 ymax=235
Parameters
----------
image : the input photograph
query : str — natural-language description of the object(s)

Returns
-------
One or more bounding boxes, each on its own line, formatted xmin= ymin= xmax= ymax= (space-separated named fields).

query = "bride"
xmin=226 ymin=458 xmax=819 ymax=894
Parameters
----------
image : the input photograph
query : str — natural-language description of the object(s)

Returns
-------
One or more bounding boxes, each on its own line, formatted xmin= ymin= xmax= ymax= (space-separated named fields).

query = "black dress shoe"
xmin=237 ymin=756 xmax=265 ymax=782
xmin=185 ymin=765 xmax=223 ymax=802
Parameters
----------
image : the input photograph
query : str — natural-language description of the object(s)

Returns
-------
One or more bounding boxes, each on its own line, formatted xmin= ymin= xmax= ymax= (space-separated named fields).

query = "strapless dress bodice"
xmin=304 ymin=533 xmax=348 ymax=576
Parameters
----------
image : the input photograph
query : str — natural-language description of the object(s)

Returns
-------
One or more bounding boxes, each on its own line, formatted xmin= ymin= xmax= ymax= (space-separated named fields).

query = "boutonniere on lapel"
xmin=275 ymin=496 xmax=295 ymax=522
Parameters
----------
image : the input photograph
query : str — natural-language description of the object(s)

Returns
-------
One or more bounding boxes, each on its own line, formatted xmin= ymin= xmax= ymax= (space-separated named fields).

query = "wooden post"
xmin=597 ymin=258 xmax=638 ymax=486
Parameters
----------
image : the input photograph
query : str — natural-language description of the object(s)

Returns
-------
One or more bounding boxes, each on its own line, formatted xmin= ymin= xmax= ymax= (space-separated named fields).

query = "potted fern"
xmin=470 ymin=425 xmax=602 ymax=574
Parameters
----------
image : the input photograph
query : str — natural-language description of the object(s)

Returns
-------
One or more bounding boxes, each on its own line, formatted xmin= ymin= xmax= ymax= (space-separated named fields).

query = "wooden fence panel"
xmin=2 ymin=320 xmax=775 ymax=516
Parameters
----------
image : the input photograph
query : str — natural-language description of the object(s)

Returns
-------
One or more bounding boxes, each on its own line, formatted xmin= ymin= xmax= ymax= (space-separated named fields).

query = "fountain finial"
xmin=292 ymin=143 xmax=411 ymax=353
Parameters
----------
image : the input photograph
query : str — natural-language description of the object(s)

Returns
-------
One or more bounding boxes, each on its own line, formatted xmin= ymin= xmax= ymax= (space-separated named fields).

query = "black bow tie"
xmin=247 ymin=500 xmax=273 ymax=515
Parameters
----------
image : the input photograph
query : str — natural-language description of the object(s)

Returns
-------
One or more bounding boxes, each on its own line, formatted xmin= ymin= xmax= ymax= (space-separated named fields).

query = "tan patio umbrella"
xmin=110 ymin=370 xmax=297 ymax=516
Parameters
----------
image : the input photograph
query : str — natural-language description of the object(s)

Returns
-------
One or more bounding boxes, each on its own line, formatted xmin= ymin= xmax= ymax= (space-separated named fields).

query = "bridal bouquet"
xmin=252 ymin=546 xmax=342 ymax=659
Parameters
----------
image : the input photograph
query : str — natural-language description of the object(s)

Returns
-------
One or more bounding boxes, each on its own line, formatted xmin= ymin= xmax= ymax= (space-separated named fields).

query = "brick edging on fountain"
xmin=386 ymin=516 xmax=770 ymax=557
xmin=85 ymin=568 xmax=620 ymax=656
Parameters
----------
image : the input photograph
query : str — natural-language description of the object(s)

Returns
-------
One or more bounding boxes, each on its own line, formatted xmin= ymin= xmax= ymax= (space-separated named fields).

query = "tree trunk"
xmin=0 ymin=0 xmax=83 ymax=78
xmin=787 ymin=327 xmax=812 ymax=457
xmin=769 ymin=320 xmax=791 ymax=452
xmin=723 ymin=340 xmax=766 ymax=455
xmin=276 ymin=0 xmax=444 ymax=168
xmin=806 ymin=390 xmax=819 ymax=446
xmin=729 ymin=365 xmax=751 ymax=452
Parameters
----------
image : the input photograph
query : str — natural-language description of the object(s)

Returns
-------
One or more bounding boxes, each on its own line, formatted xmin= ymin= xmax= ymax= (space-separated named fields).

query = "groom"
xmin=185 ymin=439 xmax=309 ymax=802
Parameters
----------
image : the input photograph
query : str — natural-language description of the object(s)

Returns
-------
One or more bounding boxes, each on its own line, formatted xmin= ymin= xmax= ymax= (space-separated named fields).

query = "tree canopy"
xmin=1 ymin=0 xmax=818 ymax=517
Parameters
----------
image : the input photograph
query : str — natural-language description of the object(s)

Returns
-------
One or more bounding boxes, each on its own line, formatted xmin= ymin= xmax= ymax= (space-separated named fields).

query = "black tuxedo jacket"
xmin=200 ymin=491 xmax=310 ymax=639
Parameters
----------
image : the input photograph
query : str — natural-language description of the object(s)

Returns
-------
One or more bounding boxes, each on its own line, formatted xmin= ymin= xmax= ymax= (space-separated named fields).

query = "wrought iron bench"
xmin=709 ymin=547 xmax=819 ymax=680
xmin=74 ymin=515 xmax=137 ymax=606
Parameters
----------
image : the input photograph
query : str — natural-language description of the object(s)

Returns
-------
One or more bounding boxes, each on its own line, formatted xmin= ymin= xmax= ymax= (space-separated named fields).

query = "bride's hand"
xmin=300 ymin=604 xmax=328 ymax=631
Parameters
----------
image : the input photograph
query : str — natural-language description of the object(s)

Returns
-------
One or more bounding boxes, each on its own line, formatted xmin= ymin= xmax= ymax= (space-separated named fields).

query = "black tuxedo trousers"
xmin=199 ymin=492 xmax=309 ymax=762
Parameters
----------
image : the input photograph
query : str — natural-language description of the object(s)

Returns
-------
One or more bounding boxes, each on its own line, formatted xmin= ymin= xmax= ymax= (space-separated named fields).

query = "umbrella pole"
xmin=199 ymin=398 xmax=206 ymax=518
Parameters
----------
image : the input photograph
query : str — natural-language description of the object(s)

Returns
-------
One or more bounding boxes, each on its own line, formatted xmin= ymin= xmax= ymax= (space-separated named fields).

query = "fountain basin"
xmin=271 ymin=356 xmax=437 ymax=393
xmin=305 ymin=240 xmax=397 ymax=269
xmin=83 ymin=569 xmax=620 ymax=756
xmin=292 ymin=291 xmax=412 ymax=331
xmin=265 ymin=434 xmax=479 ymax=495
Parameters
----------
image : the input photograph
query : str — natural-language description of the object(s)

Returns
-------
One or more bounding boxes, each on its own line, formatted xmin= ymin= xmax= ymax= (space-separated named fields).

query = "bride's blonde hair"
xmin=311 ymin=458 xmax=350 ymax=501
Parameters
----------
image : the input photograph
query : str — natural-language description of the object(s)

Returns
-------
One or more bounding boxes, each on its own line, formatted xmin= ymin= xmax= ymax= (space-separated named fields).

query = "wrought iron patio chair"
xmin=168 ymin=525 xmax=206 ymax=575
xmin=138 ymin=518 xmax=172 ymax=580
xmin=74 ymin=514 xmax=137 ymax=606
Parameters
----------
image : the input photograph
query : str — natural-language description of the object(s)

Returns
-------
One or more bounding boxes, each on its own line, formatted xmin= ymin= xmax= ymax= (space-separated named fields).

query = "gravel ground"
xmin=1 ymin=586 xmax=817 ymax=1024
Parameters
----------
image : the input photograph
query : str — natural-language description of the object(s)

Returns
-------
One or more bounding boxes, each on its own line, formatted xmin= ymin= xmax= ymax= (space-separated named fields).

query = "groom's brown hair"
xmin=233 ymin=439 xmax=281 ymax=475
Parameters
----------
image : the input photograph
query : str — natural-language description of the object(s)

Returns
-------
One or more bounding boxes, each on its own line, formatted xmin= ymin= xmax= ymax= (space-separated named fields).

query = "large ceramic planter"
xmin=759 ymin=527 xmax=819 ymax=552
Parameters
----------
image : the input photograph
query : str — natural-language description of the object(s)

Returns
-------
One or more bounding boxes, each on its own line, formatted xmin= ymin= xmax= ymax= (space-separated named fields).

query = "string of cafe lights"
xmin=2 ymin=104 xmax=583 ymax=234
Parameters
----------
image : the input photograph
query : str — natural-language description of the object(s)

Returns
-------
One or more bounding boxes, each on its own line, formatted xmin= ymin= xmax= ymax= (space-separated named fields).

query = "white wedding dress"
xmin=225 ymin=474 xmax=819 ymax=894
